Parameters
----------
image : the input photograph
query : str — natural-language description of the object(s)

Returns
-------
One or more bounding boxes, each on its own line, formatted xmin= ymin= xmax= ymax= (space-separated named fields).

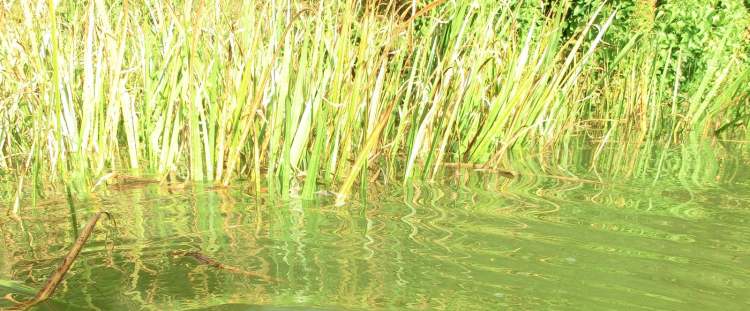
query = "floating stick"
xmin=12 ymin=212 xmax=107 ymax=310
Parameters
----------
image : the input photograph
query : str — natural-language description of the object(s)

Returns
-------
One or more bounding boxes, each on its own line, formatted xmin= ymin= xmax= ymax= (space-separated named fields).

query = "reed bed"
xmin=1 ymin=0 xmax=748 ymax=208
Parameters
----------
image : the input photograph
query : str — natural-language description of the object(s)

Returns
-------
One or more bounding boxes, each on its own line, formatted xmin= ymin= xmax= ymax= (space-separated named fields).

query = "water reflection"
xmin=1 ymin=142 xmax=750 ymax=310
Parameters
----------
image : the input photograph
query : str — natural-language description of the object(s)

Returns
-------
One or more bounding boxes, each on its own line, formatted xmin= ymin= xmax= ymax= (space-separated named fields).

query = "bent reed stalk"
xmin=0 ymin=0 xmax=748 ymax=205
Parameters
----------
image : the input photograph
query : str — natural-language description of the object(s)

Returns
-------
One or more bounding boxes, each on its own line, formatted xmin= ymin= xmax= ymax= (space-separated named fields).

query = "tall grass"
xmin=0 ymin=0 xmax=748 ymax=209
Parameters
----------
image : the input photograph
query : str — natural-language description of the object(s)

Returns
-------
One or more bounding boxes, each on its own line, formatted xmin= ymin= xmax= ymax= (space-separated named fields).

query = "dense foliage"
xmin=0 ymin=0 xmax=748 ymax=207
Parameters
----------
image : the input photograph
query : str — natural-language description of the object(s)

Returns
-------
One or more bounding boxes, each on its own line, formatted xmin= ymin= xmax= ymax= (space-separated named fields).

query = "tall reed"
xmin=0 ymin=0 xmax=747 ymax=208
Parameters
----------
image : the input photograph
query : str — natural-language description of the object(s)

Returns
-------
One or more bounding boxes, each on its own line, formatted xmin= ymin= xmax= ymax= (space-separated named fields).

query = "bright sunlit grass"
xmin=0 ymin=0 xmax=748 ymax=209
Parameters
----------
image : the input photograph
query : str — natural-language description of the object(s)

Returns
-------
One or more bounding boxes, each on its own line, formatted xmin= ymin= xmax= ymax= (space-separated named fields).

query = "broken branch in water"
xmin=11 ymin=212 xmax=109 ymax=310
xmin=441 ymin=162 xmax=516 ymax=178
xmin=170 ymin=250 xmax=278 ymax=282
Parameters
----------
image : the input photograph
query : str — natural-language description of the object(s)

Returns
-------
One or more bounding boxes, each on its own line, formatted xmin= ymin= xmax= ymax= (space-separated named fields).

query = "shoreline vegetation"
xmin=1 ymin=0 xmax=749 ymax=207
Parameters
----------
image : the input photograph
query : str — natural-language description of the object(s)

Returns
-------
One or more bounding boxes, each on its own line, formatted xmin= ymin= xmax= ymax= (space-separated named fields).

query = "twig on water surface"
xmin=440 ymin=162 xmax=605 ymax=185
xmin=532 ymin=174 xmax=604 ymax=185
xmin=10 ymin=212 xmax=110 ymax=311
xmin=170 ymin=250 xmax=278 ymax=283
xmin=441 ymin=162 xmax=516 ymax=178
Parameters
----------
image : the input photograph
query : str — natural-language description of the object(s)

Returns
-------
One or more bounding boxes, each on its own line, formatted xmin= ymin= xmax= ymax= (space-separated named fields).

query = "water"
xmin=2 ymin=145 xmax=750 ymax=310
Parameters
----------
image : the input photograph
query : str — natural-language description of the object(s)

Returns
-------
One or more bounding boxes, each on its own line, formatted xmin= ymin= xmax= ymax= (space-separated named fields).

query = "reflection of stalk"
xmin=12 ymin=212 xmax=108 ymax=311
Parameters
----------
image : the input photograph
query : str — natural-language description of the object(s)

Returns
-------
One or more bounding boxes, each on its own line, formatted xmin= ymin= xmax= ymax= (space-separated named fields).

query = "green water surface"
xmin=1 ymin=145 xmax=749 ymax=310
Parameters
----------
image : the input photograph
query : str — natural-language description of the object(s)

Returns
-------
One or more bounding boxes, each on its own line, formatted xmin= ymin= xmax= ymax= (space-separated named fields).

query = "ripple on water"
xmin=2 ymin=167 xmax=750 ymax=310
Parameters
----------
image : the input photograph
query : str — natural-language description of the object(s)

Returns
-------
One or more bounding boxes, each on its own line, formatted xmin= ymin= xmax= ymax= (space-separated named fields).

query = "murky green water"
xmin=2 ymin=144 xmax=750 ymax=310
